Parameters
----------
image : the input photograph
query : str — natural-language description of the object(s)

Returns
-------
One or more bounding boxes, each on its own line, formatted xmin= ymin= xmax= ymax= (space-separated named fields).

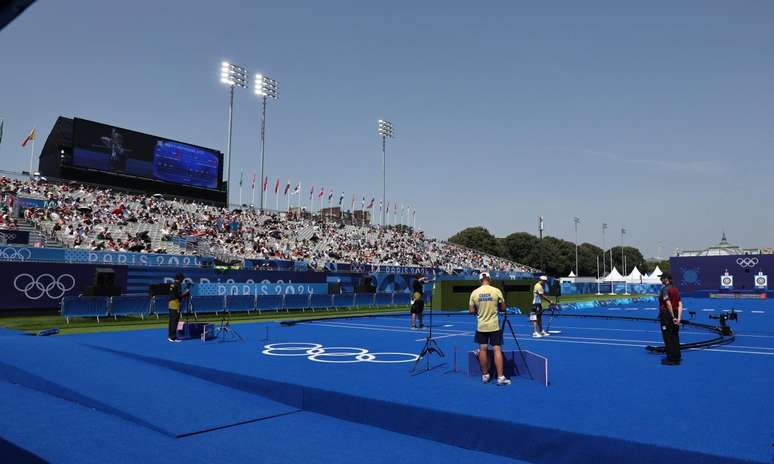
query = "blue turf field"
xmin=0 ymin=297 xmax=772 ymax=463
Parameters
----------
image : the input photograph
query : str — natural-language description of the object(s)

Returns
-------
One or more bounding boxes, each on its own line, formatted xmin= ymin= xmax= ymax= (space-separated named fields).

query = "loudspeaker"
xmin=85 ymin=267 xmax=121 ymax=296
xmin=149 ymin=283 xmax=171 ymax=297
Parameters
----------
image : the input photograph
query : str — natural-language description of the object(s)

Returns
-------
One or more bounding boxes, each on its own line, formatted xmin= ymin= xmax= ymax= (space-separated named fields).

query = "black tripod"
xmin=500 ymin=311 xmax=534 ymax=380
xmin=216 ymin=300 xmax=243 ymax=342
xmin=411 ymin=279 xmax=445 ymax=374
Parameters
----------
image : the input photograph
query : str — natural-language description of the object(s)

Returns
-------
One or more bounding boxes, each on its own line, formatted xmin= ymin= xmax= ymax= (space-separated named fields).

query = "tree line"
xmin=448 ymin=226 xmax=669 ymax=277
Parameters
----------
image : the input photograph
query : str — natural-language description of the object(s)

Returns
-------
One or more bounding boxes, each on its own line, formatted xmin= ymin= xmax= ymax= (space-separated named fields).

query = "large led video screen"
xmin=71 ymin=118 xmax=222 ymax=190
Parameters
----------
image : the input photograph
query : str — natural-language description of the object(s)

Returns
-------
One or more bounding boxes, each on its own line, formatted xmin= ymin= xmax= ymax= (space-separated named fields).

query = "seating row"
xmin=60 ymin=292 xmax=423 ymax=323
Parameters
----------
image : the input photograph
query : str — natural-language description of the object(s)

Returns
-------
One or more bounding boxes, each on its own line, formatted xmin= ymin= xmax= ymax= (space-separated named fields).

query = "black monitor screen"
xmin=71 ymin=118 xmax=222 ymax=190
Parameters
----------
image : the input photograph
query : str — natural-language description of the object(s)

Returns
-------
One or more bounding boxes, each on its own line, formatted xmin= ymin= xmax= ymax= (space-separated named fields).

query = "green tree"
xmin=500 ymin=232 xmax=540 ymax=266
xmin=448 ymin=226 xmax=501 ymax=257
xmin=609 ymin=246 xmax=646 ymax=275
xmin=577 ymin=243 xmax=604 ymax=277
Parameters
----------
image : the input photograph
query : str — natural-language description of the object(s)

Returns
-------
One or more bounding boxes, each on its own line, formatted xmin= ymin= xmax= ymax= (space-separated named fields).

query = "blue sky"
xmin=1 ymin=1 xmax=773 ymax=259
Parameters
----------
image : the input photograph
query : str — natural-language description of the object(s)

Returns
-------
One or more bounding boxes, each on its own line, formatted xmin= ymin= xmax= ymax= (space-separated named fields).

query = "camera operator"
xmin=469 ymin=272 xmax=510 ymax=386
xmin=658 ymin=272 xmax=682 ymax=365
xmin=167 ymin=273 xmax=190 ymax=343
xmin=410 ymin=273 xmax=426 ymax=329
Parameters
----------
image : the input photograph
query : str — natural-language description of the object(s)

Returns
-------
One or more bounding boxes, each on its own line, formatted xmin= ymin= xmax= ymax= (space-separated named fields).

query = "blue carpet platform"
xmin=0 ymin=297 xmax=772 ymax=463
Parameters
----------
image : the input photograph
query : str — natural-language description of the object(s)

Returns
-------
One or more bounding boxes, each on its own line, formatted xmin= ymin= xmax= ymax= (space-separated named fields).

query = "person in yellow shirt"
xmin=468 ymin=272 xmax=510 ymax=386
xmin=531 ymin=275 xmax=554 ymax=337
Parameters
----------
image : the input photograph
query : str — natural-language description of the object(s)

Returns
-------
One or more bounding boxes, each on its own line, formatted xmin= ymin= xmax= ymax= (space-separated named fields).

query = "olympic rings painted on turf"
xmin=736 ymin=257 xmax=759 ymax=268
xmin=260 ymin=342 xmax=322 ymax=356
xmin=261 ymin=342 xmax=419 ymax=364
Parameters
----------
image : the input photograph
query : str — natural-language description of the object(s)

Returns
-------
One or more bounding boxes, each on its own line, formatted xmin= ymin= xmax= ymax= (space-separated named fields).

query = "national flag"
xmin=0 ymin=119 xmax=4 ymax=146
xmin=327 ymin=189 xmax=334 ymax=201
xmin=284 ymin=181 xmax=291 ymax=195
xmin=338 ymin=194 xmax=344 ymax=206
xmin=239 ymin=170 xmax=244 ymax=187
xmin=309 ymin=186 xmax=314 ymax=199
xmin=378 ymin=200 xmax=382 ymax=211
xmin=318 ymin=187 xmax=324 ymax=198
xmin=367 ymin=198 xmax=374 ymax=209
xmin=251 ymin=173 xmax=256 ymax=190
xmin=21 ymin=128 xmax=35 ymax=147
xmin=291 ymin=182 xmax=301 ymax=195
xmin=361 ymin=196 xmax=365 ymax=209
xmin=386 ymin=203 xmax=390 ymax=214
xmin=263 ymin=176 xmax=268 ymax=191
xmin=350 ymin=193 xmax=355 ymax=210
xmin=274 ymin=177 xmax=280 ymax=194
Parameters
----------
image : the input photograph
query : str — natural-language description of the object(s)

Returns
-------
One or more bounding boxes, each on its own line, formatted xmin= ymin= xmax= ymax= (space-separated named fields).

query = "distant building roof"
xmin=677 ymin=232 xmax=759 ymax=257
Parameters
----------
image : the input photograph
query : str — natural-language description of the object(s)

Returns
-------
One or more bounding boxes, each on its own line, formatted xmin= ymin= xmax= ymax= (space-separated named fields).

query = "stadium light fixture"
xmin=378 ymin=119 xmax=393 ymax=227
xmin=254 ymin=73 xmax=279 ymax=212
xmin=220 ymin=61 xmax=248 ymax=206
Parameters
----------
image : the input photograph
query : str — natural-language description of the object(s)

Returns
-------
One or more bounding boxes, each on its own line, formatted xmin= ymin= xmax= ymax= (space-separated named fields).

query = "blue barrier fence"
xmin=60 ymin=292 xmax=411 ymax=322
xmin=561 ymin=282 xmax=661 ymax=295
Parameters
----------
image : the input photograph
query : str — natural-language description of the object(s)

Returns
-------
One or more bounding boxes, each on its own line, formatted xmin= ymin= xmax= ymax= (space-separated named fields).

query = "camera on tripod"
xmin=708 ymin=309 xmax=738 ymax=336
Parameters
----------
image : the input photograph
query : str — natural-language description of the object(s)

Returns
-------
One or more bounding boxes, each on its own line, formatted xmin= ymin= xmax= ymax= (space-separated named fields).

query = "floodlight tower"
xmin=254 ymin=74 xmax=279 ymax=211
xmin=574 ymin=217 xmax=580 ymax=276
xmin=377 ymin=119 xmax=393 ymax=227
xmin=220 ymin=61 xmax=248 ymax=205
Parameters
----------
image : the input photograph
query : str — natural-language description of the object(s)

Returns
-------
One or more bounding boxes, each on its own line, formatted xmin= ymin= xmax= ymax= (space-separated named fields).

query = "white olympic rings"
xmin=13 ymin=273 xmax=76 ymax=300
xmin=0 ymin=247 xmax=32 ymax=261
xmin=736 ymin=257 xmax=759 ymax=268
xmin=261 ymin=342 xmax=419 ymax=364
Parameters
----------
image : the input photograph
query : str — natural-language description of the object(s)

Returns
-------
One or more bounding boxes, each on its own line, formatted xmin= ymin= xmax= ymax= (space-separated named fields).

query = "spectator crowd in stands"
xmin=0 ymin=176 xmax=536 ymax=273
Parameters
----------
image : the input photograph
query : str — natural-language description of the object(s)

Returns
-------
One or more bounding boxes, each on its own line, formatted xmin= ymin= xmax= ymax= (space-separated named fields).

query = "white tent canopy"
xmin=626 ymin=266 xmax=643 ymax=283
xmin=603 ymin=267 xmax=625 ymax=282
xmin=642 ymin=265 xmax=663 ymax=284
xmin=568 ymin=271 xmax=576 ymax=277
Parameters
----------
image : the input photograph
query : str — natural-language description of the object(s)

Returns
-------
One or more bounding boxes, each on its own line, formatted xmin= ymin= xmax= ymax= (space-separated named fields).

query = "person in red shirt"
xmin=658 ymin=272 xmax=682 ymax=365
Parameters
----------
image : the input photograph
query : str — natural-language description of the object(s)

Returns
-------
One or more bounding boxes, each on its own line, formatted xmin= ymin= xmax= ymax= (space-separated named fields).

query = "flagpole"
xmin=29 ymin=126 xmax=35 ymax=178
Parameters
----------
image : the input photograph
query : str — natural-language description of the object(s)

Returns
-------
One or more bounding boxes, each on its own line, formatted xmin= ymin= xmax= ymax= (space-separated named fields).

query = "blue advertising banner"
xmin=0 ymin=246 xmax=212 ymax=268
xmin=193 ymin=282 xmax=328 ymax=296
xmin=671 ymin=254 xmax=774 ymax=293
xmin=14 ymin=195 xmax=47 ymax=209
xmin=125 ymin=267 xmax=328 ymax=294
xmin=0 ymin=262 xmax=128 ymax=309
xmin=0 ymin=230 xmax=30 ymax=245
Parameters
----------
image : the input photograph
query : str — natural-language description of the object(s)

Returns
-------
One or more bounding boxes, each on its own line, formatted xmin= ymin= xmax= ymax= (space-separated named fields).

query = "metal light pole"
xmin=620 ymin=228 xmax=627 ymax=274
xmin=602 ymin=223 xmax=607 ymax=275
xmin=573 ymin=217 xmax=580 ymax=276
xmin=596 ymin=255 xmax=602 ymax=295
xmin=539 ymin=216 xmax=545 ymax=272
xmin=220 ymin=62 xmax=247 ymax=205
xmin=377 ymin=120 xmax=393 ymax=227
xmin=254 ymin=73 xmax=279 ymax=212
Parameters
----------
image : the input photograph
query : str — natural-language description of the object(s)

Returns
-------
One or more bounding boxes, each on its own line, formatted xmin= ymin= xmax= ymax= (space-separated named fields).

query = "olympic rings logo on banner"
xmin=261 ymin=342 xmax=419 ymax=364
xmin=13 ymin=273 xmax=76 ymax=300
xmin=0 ymin=247 xmax=32 ymax=261
xmin=736 ymin=257 xmax=759 ymax=268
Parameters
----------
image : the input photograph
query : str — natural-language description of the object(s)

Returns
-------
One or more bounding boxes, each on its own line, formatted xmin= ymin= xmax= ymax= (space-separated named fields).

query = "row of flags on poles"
xmin=236 ymin=169 xmax=417 ymax=217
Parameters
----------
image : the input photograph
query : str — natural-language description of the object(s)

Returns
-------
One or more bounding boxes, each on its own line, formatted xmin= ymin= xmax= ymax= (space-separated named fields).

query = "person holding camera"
xmin=469 ymin=272 xmax=510 ymax=386
xmin=531 ymin=275 xmax=553 ymax=338
xmin=167 ymin=273 xmax=190 ymax=343
xmin=410 ymin=273 xmax=426 ymax=329
xmin=658 ymin=272 xmax=682 ymax=365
